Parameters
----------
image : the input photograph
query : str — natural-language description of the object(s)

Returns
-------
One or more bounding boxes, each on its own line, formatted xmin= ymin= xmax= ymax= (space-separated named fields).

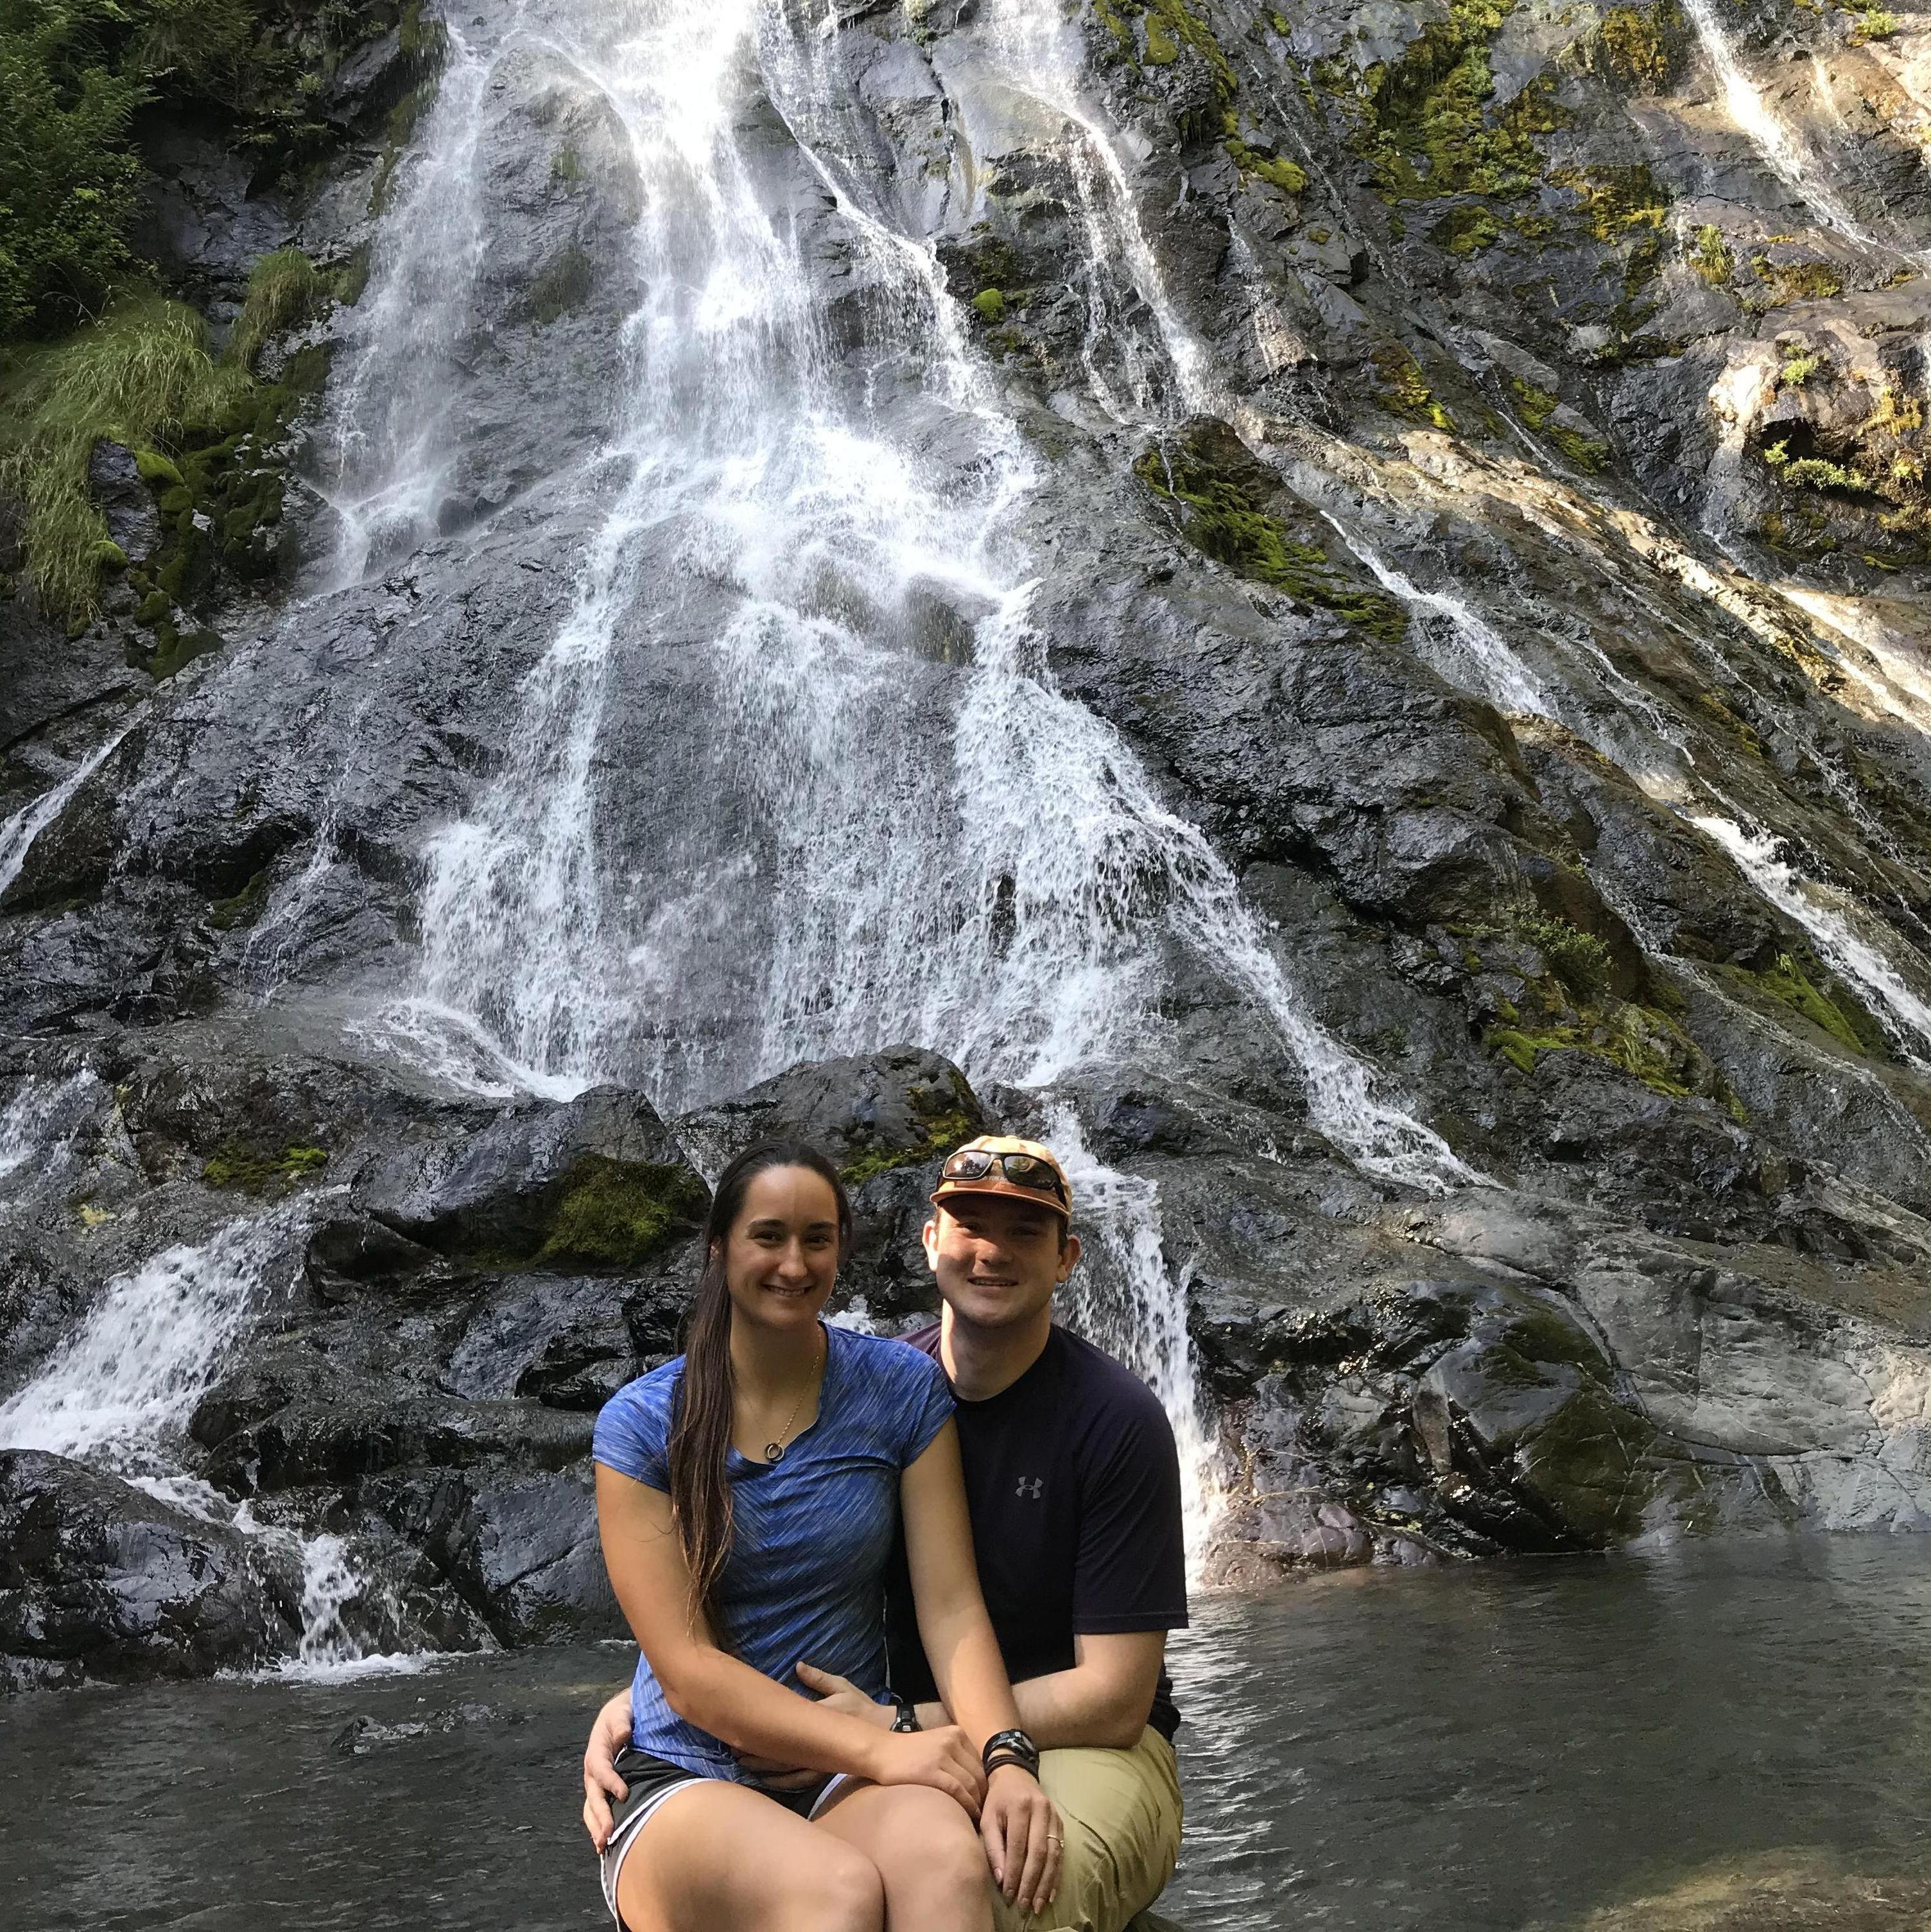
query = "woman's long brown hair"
xmin=666 ymin=1139 xmax=853 ymax=1643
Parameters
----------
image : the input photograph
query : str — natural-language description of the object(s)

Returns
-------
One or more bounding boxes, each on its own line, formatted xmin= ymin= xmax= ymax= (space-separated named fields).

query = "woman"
xmin=592 ymin=1137 xmax=1061 ymax=1932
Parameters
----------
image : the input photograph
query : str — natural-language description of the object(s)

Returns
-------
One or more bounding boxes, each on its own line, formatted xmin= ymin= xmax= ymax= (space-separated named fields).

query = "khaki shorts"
xmin=992 ymin=1726 xmax=1183 ymax=1932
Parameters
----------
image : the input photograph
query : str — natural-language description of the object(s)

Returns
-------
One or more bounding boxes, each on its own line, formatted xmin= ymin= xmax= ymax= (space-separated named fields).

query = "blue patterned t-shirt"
xmin=592 ymin=1321 xmax=954 ymax=1779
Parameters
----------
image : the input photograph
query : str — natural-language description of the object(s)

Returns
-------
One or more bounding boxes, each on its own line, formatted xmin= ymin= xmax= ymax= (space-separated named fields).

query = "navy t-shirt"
xmin=884 ymin=1323 xmax=1188 ymax=1740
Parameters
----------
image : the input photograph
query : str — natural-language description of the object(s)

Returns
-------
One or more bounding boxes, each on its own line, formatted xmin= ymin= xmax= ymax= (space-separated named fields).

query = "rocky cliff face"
xmin=5 ymin=0 xmax=1931 ymax=1683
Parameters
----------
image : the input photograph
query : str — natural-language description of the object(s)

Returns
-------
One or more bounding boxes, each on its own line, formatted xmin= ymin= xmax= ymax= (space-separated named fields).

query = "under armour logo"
xmin=1016 ymin=1476 xmax=1043 ymax=1501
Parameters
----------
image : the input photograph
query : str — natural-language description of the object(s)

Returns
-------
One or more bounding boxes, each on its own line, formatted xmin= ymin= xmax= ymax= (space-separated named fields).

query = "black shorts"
xmin=598 ymin=1747 xmax=852 ymax=1926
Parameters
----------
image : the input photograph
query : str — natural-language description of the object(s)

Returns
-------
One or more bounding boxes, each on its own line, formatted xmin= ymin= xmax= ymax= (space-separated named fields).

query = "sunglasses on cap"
xmin=939 ymin=1147 xmax=1069 ymax=1205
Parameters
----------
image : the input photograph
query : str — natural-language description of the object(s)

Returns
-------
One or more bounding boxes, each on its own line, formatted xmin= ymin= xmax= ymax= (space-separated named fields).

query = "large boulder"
xmin=0 ymin=1449 xmax=300 ymax=1686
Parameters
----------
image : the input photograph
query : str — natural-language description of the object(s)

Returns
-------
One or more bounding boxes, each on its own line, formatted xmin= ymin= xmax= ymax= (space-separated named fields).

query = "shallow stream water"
xmin=6 ymin=1537 xmax=1930 ymax=1931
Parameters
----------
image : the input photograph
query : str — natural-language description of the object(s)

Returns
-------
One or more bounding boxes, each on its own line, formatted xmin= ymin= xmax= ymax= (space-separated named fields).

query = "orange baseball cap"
xmin=930 ymin=1135 xmax=1073 ymax=1221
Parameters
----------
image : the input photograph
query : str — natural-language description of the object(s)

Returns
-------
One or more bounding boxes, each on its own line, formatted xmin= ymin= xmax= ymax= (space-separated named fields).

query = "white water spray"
xmin=0 ymin=1213 xmax=420 ymax=1673
xmin=1693 ymin=814 xmax=1931 ymax=1061
xmin=1046 ymin=1103 xmax=1220 ymax=1561
xmin=0 ymin=728 xmax=130 ymax=899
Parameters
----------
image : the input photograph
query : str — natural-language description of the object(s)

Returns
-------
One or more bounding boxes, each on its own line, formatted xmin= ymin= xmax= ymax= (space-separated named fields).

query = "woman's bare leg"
xmin=815 ymin=1783 xmax=994 ymax=1932
xmin=616 ymin=1783 xmax=883 ymax=1932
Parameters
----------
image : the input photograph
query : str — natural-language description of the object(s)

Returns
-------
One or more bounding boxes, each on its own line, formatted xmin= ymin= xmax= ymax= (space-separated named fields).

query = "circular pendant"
xmin=765 ymin=1442 xmax=784 ymax=1463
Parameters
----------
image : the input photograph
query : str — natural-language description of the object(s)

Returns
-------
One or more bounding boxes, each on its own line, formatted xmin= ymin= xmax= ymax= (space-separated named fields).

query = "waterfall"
xmin=340 ymin=0 xmax=1466 ymax=1193
xmin=0 ymin=1071 xmax=100 ymax=1197
xmin=0 ymin=1213 xmax=422 ymax=1675
xmin=320 ymin=20 xmax=496 ymax=580
xmin=1045 ymin=1103 xmax=1220 ymax=1562
xmin=0 ymin=727 xmax=130 ymax=899
xmin=1691 ymin=814 xmax=1931 ymax=1063
xmin=0 ymin=1217 xmax=288 ymax=1466
xmin=1319 ymin=512 xmax=1552 ymax=719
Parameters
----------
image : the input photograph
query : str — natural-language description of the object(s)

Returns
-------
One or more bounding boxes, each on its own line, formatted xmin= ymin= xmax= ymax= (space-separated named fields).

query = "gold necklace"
xmin=763 ymin=1328 xmax=824 ymax=1465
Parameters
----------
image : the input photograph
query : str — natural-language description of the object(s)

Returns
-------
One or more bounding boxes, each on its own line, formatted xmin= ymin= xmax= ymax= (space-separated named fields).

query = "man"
xmin=583 ymin=1133 xmax=1188 ymax=1932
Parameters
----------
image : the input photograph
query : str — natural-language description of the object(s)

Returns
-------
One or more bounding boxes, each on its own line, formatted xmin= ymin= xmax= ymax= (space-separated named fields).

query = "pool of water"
xmin=6 ymin=1536 xmax=1931 ymax=1931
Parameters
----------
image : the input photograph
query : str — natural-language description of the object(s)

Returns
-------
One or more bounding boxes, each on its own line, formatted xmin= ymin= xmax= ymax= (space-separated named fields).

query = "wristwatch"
xmin=890 ymin=1694 xmax=920 ymax=1733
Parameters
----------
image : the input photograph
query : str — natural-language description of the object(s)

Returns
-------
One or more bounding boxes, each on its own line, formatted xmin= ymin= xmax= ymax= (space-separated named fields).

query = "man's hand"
xmin=982 ymin=1762 xmax=1062 ymax=1915
xmin=794 ymin=1662 xmax=894 ymax=1727
xmin=582 ymin=1691 xmax=632 ymax=1853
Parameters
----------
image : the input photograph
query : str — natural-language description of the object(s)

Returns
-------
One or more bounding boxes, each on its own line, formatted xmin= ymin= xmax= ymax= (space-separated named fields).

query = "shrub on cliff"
xmin=0 ymin=0 xmax=147 ymax=335
xmin=0 ymin=0 xmax=396 ymax=338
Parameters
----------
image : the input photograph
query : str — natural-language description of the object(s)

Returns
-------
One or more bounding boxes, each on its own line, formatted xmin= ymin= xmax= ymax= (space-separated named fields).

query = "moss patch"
xmin=0 ymin=293 xmax=248 ymax=621
xmin=1753 ymin=951 xmax=1885 ymax=1054
xmin=523 ymin=244 xmax=595 ymax=326
xmin=1340 ymin=0 xmax=1566 ymax=239
xmin=203 ymin=1140 xmax=329 ymax=1193
xmin=533 ymin=1156 xmax=709 ymax=1271
xmin=1574 ymin=3 xmax=1685 ymax=91
xmin=1474 ymin=915 xmax=1738 ymax=1112
xmin=1369 ymin=341 xmax=1456 ymax=430
xmin=1134 ymin=424 xmax=1409 ymax=646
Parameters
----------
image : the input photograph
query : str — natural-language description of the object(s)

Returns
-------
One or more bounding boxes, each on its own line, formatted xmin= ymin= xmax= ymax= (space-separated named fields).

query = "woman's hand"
xmin=981 ymin=1762 xmax=1062 ymax=1915
xmin=581 ymin=1692 xmax=634 ymax=1852
xmin=864 ymin=1723 xmax=987 ymax=1820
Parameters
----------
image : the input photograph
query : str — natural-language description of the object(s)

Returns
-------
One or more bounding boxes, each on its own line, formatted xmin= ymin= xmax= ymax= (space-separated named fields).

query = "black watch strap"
xmin=890 ymin=1694 xmax=919 ymax=1733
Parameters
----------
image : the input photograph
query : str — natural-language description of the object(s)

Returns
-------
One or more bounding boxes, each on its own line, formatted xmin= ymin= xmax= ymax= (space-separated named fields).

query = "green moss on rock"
xmin=203 ymin=1140 xmax=329 ymax=1193
xmin=1134 ymin=425 xmax=1410 ymax=646
xmin=533 ymin=1156 xmax=709 ymax=1270
xmin=1753 ymin=952 xmax=1885 ymax=1055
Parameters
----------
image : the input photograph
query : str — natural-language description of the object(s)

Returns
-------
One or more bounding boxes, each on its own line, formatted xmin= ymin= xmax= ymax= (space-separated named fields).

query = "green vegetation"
xmin=1369 ymin=340 xmax=1455 ymax=431
xmin=209 ymin=867 xmax=270 ymax=929
xmin=1518 ymin=912 xmax=1613 ymax=998
xmin=1580 ymin=3 xmax=1684 ymax=91
xmin=1224 ymin=134 xmax=1306 ymax=195
xmin=1 ymin=0 xmax=424 ymax=339
xmin=840 ymin=1072 xmax=982 ymax=1186
xmin=0 ymin=293 xmax=248 ymax=621
xmin=1134 ymin=425 xmax=1410 ymax=646
xmin=1754 ymin=951 xmax=1882 ymax=1054
xmin=534 ymin=1156 xmax=710 ymax=1270
xmin=1778 ymin=348 xmax=1826 ymax=387
xmin=1476 ymin=912 xmax=1738 ymax=1113
xmin=1 ymin=247 xmax=347 ymax=625
xmin=1837 ymin=0 xmax=1896 ymax=42
xmin=1353 ymin=0 xmax=1566 ymax=205
xmin=227 ymin=247 xmax=334 ymax=369
xmin=1689 ymin=223 xmax=1733 ymax=286
xmin=971 ymin=287 xmax=1007 ymax=324
xmin=1763 ymin=439 xmax=1872 ymax=493
xmin=1749 ymin=255 xmax=1845 ymax=307
xmin=524 ymin=244 xmax=595 ymax=326
xmin=203 ymin=1139 xmax=330 ymax=1192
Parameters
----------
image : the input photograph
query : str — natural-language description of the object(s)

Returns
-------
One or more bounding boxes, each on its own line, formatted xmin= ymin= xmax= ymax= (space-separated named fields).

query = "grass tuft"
xmin=0 ymin=292 xmax=248 ymax=621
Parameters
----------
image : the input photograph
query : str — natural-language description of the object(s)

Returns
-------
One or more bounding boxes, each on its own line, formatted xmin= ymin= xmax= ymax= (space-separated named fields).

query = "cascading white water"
xmin=0 ymin=1212 xmax=419 ymax=1673
xmin=322 ymin=21 xmax=495 ymax=580
xmin=0 ymin=728 xmax=130 ymax=898
xmin=1045 ymin=1103 xmax=1220 ymax=1560
xmin=0 ymin=1071 xmax=100 ymax=1197
xmin=347 ymin=0 xmax=1467 ymax=1195
xmin=1681 ymin=0 xmax=1878 ymax=246
xmin=307 ymin=0 xmax=1494 ymax=1571
xmin=1319 ymin=512 xmax=1551 ymax=718
xmin=0 ymin=1217 xmax=290 ymax=1467
xmin=1692 ymin=814 xmax=1931 ymax=1062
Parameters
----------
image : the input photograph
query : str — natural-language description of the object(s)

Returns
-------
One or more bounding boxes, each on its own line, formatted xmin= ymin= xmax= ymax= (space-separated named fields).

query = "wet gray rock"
xmin=0 ymin=1450 xmax=301 ymax=1682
